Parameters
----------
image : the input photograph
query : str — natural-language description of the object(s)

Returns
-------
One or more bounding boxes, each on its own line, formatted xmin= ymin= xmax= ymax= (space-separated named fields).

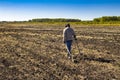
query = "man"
xmin=63 ymin=23 xmax=77 ymax=59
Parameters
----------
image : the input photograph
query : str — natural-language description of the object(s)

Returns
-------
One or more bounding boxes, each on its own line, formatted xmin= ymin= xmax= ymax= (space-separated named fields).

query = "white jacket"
xmin=63 ymin=27 xmax=75 ymax=42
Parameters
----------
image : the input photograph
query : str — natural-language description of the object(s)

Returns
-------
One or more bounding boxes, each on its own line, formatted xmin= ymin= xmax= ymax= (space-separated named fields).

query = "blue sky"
xmin=0 ymin=0 xmax=120 ymax=21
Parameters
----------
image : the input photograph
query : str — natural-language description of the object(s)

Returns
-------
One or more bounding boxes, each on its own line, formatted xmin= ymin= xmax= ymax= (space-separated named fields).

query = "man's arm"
xmin=71 ymin=28 xmax=77 ymax=40
xmin=74 ymin=35 xmax=77 ymax=40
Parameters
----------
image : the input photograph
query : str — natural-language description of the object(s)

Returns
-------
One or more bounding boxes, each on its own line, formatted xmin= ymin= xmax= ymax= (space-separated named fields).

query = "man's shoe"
xmin=67 ymin=54 xmax=70 ymax=59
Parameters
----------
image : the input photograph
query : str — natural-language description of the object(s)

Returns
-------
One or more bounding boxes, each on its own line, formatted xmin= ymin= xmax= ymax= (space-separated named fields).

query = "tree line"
xmin=93 ymin=16 xmax=120 ymax=23
xmin=1 ymin=16 xmax=120 ymax=23
xmin=28 ymin=16 xmax=120 ymax=23
xmin=29 ymin=18 xmax=81 ymax=22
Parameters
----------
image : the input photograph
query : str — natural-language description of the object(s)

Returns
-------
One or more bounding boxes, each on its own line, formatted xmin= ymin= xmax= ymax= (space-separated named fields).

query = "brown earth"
xmin=0 ymin=23 xmax=120 ymax=80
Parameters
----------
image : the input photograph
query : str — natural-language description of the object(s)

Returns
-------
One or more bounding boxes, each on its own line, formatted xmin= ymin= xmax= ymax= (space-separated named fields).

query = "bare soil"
xmin=0 ymin=24 xmax=120 ymax=80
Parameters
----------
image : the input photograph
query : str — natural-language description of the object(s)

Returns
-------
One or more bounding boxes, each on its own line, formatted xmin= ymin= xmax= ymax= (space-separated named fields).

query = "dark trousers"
xmin=65 ymin=40 xmax=72 ymax=55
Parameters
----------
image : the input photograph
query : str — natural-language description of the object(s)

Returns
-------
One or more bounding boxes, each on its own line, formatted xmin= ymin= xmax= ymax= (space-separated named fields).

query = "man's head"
xmin=65 ymin=23 xmax=70 ymax=27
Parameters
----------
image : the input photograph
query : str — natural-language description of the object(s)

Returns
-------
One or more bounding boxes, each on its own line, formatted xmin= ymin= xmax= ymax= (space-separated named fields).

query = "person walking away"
xmin=63 ymin=23 xmax=77 ymax=59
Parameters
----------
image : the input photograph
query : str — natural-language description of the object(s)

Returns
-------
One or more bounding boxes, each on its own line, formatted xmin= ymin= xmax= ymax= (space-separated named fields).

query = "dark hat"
xmin=65 ymin=23 xmax=70 ymax=27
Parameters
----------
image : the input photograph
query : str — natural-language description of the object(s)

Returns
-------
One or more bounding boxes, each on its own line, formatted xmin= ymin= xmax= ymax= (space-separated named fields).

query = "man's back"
xmin=63 ymin=27 xmax=75 ymax=42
